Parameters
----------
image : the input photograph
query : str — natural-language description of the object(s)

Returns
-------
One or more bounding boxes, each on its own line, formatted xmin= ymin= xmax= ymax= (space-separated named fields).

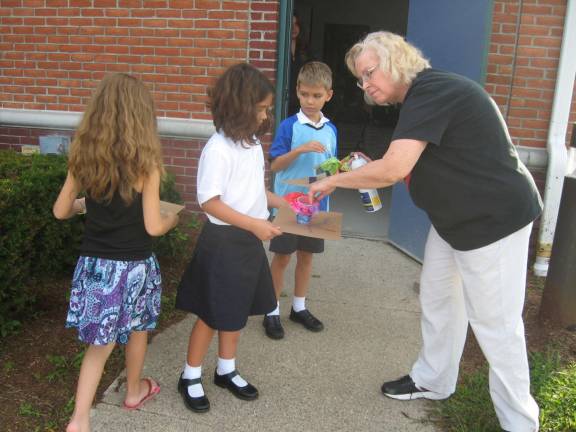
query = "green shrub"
xmin=0 ymin=151 xmax=82 ymax=337
xmin=0 ymin=151 xmax=190 ymax=338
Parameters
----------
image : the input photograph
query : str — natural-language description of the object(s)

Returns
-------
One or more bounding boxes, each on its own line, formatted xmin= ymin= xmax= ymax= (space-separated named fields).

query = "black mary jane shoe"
xmin=177 ymin=374 xmax=210 ymax=413
xmin=289 ymin=308 xmax=324 ymax=332
xmin=213 ymin=370 xmax=259 ymax=401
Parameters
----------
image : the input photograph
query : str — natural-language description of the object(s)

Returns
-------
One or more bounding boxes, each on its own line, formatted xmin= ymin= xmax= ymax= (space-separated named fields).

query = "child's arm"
xmin=265 ymin=190 xmax=289 ymax=210
xmin=270 ymin=140 xmax=326 ymax=172
xmin=53 ymin=171 xmax=85 ymax=219
xmin=202 ymin=196 xmax=282 ymax=241
xmin=142 ymin=168 xmax=179 ymax=237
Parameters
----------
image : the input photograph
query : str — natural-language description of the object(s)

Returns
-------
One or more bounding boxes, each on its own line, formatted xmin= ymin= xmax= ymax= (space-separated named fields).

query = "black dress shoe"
xmin=214 ymin=370 xmax=258 ymax=401
xmin=263 ymin=315 xmax=285 ymax=339
xmin=177 ymin=374 xmax=210 ymax=413
xmin=289 ymin=308 xmax=324 ymax=332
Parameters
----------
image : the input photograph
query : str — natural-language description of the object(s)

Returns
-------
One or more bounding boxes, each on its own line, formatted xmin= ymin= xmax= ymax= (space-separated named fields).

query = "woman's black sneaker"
xmin=381 ymin=375 xmax=449 ymax=401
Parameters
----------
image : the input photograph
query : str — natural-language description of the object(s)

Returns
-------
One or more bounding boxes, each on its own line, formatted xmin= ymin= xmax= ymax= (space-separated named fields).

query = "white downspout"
xmin=533 ymin=0 xmax=576 ymax=277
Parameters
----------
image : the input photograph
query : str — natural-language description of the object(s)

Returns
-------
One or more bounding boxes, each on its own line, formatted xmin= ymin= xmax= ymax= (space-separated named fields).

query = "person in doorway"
xmin=308 ymin=31 xmax=541 ymax=432
xmin=53 ymin=73 xmax=180 ymax=432
xmin=264 ymin=61 xmax=337 ymax=339
xmin=288 ymin=11 xmax=315 ymax=116
xmin=175 ymin=63 xmax=286 ymax=413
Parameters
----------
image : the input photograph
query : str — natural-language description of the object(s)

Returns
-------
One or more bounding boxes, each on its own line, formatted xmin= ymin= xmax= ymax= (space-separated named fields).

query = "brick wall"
xmin=0 ymin=0 xmax=280 ymax=209
xmin=486 ymin=0 xmax=576 ymax=149
xmin=2 ymin=0 xmax=575 ymax=210
xmin=0 ymin=0 xmax=259 ymax=118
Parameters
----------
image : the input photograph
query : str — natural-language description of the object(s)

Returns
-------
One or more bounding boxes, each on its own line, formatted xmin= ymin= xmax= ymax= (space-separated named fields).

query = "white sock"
xmin=182 ymin=363 xmax=204 ymax=398
xmin=217 ymin=357 xmax=247 ymax=387
xmin=267 ymin=302 xmax=280 ymax=316
xmin=292 ymin=296 xmax=306 ymax=312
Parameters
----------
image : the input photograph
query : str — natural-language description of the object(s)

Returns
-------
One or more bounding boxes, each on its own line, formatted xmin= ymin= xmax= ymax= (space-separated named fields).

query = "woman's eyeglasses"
xmin=356 ymin=65 xmax=378 ymax=89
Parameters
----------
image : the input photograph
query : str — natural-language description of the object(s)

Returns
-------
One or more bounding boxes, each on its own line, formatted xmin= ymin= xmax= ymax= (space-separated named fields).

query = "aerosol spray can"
xmin=350 ymin=154 xmax=382 ymax=213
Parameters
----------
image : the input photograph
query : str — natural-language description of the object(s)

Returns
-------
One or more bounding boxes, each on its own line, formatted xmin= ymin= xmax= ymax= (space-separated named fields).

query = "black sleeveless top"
xmin=79 ymin=191 xmax=152 ymax=261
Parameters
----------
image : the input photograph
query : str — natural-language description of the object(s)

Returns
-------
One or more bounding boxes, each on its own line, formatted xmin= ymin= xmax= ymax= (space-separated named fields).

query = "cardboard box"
xmin=160 ymin=200 xmax=185 ymax=215
xmin=283 ymin=173 xmax=328 ymax=186
xmin=273 ymin=205 xmax=342 ymax=240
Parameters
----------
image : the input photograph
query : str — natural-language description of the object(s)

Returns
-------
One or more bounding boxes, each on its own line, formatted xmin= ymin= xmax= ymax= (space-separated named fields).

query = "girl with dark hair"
xmin=175 ymin=63 xmax=286 ymax=413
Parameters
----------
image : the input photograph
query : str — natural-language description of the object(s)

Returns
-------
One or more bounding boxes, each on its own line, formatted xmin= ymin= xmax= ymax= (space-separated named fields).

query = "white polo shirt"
xmin=197 ymin=131 xmax=269 ymax=225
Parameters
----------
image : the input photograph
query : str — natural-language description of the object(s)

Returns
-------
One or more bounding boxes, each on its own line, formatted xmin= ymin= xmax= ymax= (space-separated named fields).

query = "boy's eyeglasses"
xmin=356 ymin=65 xmax=378 ymax=89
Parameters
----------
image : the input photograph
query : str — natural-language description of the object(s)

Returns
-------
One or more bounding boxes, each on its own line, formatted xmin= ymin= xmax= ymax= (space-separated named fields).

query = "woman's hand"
xmin=308 ymin=175 xmax=336 ymax=203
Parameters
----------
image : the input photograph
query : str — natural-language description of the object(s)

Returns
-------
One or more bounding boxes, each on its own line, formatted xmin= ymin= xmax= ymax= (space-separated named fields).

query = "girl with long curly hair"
xmin=175 ymin=63 xmax=286 ymax=413
xmin=53 ymin=73 xmax=179 ymax=432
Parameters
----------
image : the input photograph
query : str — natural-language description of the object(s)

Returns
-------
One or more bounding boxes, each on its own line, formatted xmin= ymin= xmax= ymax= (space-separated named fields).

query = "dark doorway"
xmin=285 ymin=0 xmax=409 ymax=239
xmin=292 ymin=0 xmax=408 ymax=160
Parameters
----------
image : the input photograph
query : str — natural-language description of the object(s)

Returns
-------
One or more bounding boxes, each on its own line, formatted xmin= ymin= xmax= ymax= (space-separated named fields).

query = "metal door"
xmin=387 ymin=0 xmax=493 ymax=261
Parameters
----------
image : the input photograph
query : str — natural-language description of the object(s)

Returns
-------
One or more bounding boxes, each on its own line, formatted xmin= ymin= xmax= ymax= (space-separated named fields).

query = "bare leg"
xmin=66 ymin=343 xmax=116 ymax=432
xmin=218 ymin=330 xmax=241 ymax=359
xmin=187 ymin=318 xmax=216 ymax=367
xmin=124 ymin=331 xmax=155 ymax=406
xmin=270 ymin=253 xmax=291 ymax=300
xmin=294 ymin=250 xmax=313 ymax=298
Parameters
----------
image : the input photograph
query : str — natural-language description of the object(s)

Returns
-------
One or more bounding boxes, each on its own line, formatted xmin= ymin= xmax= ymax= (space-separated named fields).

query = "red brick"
xmin=194 ymin=19 xmax=220 ymax=29
xmin=143 ymin=18 xmax=167 ymax=27
xmin=208 ymin=10 xmax=234 ymax=19
xmin=194 ymin=39 xmax=219 ymax=48
xmin=196 ymin=0 xmax=221 ymax=9
xmin=534 ymin=15 xmax=563 ymax=26
xmin=156 ymin=10 xmax=182 ymax=18
xmin=81 ymin=8 xmax=104 ymax=16
xmin=251 ymin=2 xmax=276 ymax=12
xmin=169 ymin=0 xmax=193 ymax=7
xmin=222 ymin=1 xmax=247 ymax=10
xmin=182 ymin=9 xmax=207 ymax=18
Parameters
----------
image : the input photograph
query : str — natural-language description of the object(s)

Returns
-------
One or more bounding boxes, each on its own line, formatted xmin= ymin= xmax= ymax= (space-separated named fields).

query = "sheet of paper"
xmin=160 ymin=200 xmax=185 ymax=215
xmin=273 ymin=205 xmax=342 ymax=240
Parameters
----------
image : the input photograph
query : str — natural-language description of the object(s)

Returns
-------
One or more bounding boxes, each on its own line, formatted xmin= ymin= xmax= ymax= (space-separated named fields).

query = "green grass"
xmin=19 ymin=402 xmax=42 ymax=418
xmin=537 ymin=361 xmax=576 ymax=431
xmin=429 ymin=350 xmax=576 ymax=431
xmin=45 ymin=350 xmax=85 ymax=383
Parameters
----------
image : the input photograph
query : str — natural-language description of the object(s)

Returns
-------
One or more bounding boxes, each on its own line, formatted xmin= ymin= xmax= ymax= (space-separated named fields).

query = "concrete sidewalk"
xmin=91 ymin=237 xmax=438 ymax=432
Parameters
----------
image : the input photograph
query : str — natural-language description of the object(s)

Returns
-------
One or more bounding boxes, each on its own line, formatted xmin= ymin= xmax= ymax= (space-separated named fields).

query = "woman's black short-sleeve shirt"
xmin=392 ymin=69 xmax=542 ymax=251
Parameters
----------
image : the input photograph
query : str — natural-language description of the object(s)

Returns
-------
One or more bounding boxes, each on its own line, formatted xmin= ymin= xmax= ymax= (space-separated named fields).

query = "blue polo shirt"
xmin=270 ymin=111 xmax=338 ymax=213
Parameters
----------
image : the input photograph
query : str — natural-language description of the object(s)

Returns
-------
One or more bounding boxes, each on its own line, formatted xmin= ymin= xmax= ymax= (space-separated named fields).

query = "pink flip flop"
xmin=123 ymin=377 xmax=161 ymax=411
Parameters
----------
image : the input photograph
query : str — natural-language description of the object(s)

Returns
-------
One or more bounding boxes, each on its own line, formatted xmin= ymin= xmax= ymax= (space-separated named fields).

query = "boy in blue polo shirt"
xmin=264 ymin=61 xmax=337 ymax=339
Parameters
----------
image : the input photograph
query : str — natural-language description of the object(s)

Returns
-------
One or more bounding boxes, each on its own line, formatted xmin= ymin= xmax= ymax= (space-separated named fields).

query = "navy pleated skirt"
xmin=176 ymin=221 xmax=276 ymax=331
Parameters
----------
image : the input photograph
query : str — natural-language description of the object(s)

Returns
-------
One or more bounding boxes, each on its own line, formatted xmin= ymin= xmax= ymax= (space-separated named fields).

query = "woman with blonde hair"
xmin=53 ymin=73 xmax=179 ymax=432
xmin=309 ymin=31 xmax=541 ymax=431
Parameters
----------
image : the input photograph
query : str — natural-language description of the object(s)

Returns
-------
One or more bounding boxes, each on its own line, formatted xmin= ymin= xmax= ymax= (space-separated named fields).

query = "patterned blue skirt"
xmin=66 ymin=254 xmax=162 ymax=345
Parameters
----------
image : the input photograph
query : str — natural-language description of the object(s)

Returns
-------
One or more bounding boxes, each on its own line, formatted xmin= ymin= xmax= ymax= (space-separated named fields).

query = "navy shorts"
xmin=269 ymin=233 xmax=324 ymax=254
